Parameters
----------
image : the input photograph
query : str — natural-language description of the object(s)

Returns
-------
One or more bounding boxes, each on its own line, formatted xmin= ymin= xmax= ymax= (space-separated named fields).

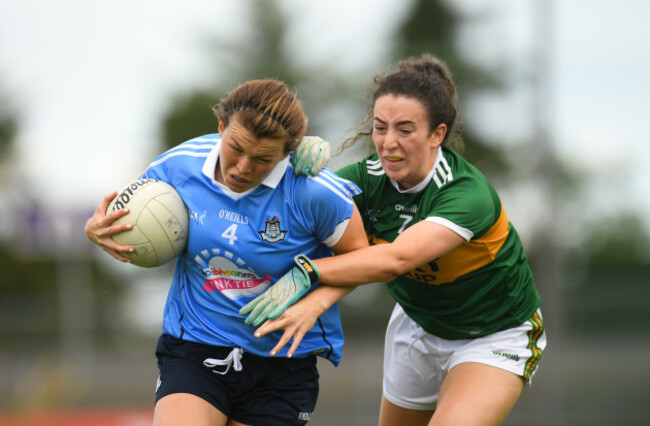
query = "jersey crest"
xmin=258 ymin=216 xmax=288 ymax=243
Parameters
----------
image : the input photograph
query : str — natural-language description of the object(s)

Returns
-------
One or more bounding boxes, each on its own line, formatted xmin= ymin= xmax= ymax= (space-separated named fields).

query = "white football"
xmin=106 ymin=179 xmax=189 ymax=267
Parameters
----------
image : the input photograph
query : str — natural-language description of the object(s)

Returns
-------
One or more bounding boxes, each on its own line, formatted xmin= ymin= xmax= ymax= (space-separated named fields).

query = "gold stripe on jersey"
xmin=371 ymin=204 xmax=511 ymax=285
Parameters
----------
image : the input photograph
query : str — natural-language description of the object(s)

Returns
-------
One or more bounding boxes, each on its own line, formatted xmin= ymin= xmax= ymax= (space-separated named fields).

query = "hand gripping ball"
xmin=106 ymin=179 xmax=189 ymax=267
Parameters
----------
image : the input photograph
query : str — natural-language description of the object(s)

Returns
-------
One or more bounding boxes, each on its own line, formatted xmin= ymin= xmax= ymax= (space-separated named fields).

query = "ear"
xmin=429 ymin=123 xmax=447 ymax=149
xmin=218 ymin=119 xmax=224 ymax=135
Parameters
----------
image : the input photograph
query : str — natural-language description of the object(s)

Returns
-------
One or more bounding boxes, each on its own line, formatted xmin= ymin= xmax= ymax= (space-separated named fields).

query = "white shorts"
xmin=382 ymin=304 xmax=546 ymax=411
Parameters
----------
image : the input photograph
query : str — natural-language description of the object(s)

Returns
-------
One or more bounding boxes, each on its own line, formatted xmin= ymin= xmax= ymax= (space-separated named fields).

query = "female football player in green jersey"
xmin=243 ymin=54 xmax=546 ymax=426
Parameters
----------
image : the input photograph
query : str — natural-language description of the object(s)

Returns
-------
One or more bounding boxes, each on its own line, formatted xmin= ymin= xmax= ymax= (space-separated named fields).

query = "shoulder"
xmin=144 ymin=134 xmax=219 ymax=184
xmin=428 ymin=148 xmax=502 ymax=229
xmin=286 ymin=168 xmax=361 ymax=207
xmin=437 ymin=148 xmax=496 ymax=197
xmin=337 ymin=154 xmax=383 ymax=179
xmin=440 ymin=147 xmax=489 ymax=182
xmin=149 ymin=134 xmax=219 ymax=168
xmin=337 ymin=154 xmax=386 ymax=199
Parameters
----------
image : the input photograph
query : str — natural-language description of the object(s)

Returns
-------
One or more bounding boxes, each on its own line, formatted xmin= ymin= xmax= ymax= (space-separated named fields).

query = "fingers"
xmin=103 ymin=207 xmax=131 ymax=227
xmin=293 ymin=136 xmax=330 ymax=176
xmin=267 ymin=284 xmax=307 ymax=320
xmin=316 ymin=150 xmax=330 ymax=175
xmin=252 ymin=303 xmax=275 ymax=327
xmin=309 ymin=141 xmax=329 ymax=176
xmin=239 ymin=295 xmax=262 ymax=316
xmin=254 ymin=319 xmax=288 ymax=355
xmin=310 ymin=150 xmax=324 ymax=176
xmin=293 ymin=143 xmax=306 ymax=176
xmin=87 ymin=193 xmax=132 ymax=238
xmin=98 ymin=191 xmax=118 ymax=213
xmin=257 ymin=319 xmax=306 ymax=358
xmin=244 ymin=297 xmax=274 ymax=326
xmin=100 ymin=246 xmax=133 ymax=263
xmin=269 ymin=328 xmax=293 ymax=357
xmin=268 ymin=301 xmax=291 ymax=321
xmin=85 ymin=192 xmax=136 ymax=260
xmin=287 ymin=332 xmax=306 ymax=357
xmin=88 ymin=212 xmax=133 ymax=247
xmin=293 ymin=153 xmax=305 ymax=176
xmin=254 ymin=319 xmax=281 ymax=338
xmin=297 ymin=156 xmax=310 ymax=176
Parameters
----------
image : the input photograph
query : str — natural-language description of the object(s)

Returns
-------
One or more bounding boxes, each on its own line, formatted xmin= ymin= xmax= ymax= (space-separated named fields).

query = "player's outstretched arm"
xmin=84 ymin=191 xmax=135 ymax=262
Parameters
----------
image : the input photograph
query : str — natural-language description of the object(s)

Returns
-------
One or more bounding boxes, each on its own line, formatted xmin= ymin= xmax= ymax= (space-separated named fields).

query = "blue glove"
xmin=292 ymin=136 xmax=330 ymax=176
xmin=239 ymin=255 xmax=319 ymax=326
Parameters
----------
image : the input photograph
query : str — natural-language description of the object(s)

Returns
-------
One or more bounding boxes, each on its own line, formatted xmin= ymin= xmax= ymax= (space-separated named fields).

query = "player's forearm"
xmin=314 ymin=243 xmax=407 ymax=286
xmin=315 ymin=220 xmax=465 ymax=287
xmin=307 ymin=284 xmax=357 ymax=314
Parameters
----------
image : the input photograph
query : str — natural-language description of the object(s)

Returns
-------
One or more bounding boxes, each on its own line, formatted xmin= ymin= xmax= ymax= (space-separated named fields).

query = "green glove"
xmin=239 ymin=255 xmax=319 ymax=327
xmin=292 ymin=136 xmax=331 ymax=176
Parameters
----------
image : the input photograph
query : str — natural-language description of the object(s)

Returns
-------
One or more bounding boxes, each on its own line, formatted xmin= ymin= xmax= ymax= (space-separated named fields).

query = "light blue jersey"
xmin=142 ymin=134 xmax=360 ymax=365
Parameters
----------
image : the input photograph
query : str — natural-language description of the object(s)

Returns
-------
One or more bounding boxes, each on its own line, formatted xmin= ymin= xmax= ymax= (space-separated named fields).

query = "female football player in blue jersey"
xmin=85 ymin=79 xmax=368 ymax=426
xmin=243 ymin=55 xmax=547 ymax=426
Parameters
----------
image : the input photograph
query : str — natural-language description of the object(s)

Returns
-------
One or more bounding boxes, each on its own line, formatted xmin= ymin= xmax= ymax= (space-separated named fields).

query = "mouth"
xmin=383 ymin=156 xmax=404 ymax=166
xmin=229 ymin=174 xmax=250 ymax=188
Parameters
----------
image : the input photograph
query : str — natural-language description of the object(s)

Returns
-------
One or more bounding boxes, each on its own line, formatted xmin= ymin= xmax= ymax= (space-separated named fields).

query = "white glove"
xmin=292 ymin=136 xmax=331 ymax=176
xmin=239 ymin=255 xmax=319 ymax=326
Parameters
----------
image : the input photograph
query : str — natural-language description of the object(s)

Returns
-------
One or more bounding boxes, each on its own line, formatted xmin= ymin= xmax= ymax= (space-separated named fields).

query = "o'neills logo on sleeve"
xmin=195 ymin=250 xmax=270 ymax=299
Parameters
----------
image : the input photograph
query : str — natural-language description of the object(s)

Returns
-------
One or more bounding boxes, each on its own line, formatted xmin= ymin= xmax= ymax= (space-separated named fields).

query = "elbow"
xmin=378 ymin=257 xmax=411 ymax=282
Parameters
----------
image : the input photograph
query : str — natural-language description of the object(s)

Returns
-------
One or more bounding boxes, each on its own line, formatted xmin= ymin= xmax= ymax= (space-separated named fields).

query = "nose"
xmin=236 ymin=157 xmax=253 ymax=174
xmin=383 ymin=130 xmax=399 ymax=150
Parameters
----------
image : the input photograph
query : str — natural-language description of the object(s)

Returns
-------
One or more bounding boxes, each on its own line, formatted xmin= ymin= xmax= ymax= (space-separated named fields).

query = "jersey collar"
xmin=388 ymin=148 xmax=443 ymax=194
xmin=201 ymin=138 xmax=290 ymax=198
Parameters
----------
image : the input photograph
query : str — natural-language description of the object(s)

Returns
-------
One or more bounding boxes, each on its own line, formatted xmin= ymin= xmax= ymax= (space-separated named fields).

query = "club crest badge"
xmin=258 ymin=216 xmax=287 ymax=243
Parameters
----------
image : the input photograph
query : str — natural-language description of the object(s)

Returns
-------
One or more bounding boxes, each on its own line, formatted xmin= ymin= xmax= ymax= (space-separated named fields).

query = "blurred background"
xmin=1 ymin=0 xmax=649 ymax=424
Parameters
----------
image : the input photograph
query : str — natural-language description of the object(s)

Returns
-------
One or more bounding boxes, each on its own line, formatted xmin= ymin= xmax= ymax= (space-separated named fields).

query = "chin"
xmin=383 ymin=168 xmax=405 ymax=181
xmin=227 ymin=182 xmax=250 ymax=192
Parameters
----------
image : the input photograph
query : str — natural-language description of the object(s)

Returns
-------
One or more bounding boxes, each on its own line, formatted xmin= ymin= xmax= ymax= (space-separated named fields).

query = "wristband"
xmin=295 ymin=254 xmax=319 ymax=284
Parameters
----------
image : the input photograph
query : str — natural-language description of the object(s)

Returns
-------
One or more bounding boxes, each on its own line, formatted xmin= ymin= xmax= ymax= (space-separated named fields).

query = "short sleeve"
xmin=294 ymin=168 xmax=361 ymax=247
xmin=425 ymin=175 xmax=501 ymax=239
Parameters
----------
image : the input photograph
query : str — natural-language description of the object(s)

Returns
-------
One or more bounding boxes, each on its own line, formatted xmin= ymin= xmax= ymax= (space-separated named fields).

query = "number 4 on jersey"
xmin=222 ymin=224 xmax=238 ymax=245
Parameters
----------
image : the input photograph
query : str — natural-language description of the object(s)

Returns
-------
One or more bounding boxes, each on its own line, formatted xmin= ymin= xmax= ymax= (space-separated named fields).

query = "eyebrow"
xmin=374 ymin=117 xmax=416 ymax=126
xmin=229 ymin=136 xmax=279 ymax=158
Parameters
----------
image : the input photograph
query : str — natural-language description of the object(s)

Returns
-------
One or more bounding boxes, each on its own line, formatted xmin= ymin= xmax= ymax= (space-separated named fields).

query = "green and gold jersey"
xmin=337 ymin=147 xmax=540 ymax=340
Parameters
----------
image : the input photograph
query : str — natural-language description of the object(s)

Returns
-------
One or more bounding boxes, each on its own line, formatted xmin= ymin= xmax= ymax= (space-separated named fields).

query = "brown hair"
xmin=213 ymin=79 xmax=308 ymax=153
xmin=339 ymin=54 xmax=463 ymax=154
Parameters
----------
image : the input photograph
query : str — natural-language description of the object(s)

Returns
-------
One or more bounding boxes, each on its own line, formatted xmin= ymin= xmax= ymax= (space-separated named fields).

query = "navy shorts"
xmin=155 ymin=334 xmax=319 ymax=425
